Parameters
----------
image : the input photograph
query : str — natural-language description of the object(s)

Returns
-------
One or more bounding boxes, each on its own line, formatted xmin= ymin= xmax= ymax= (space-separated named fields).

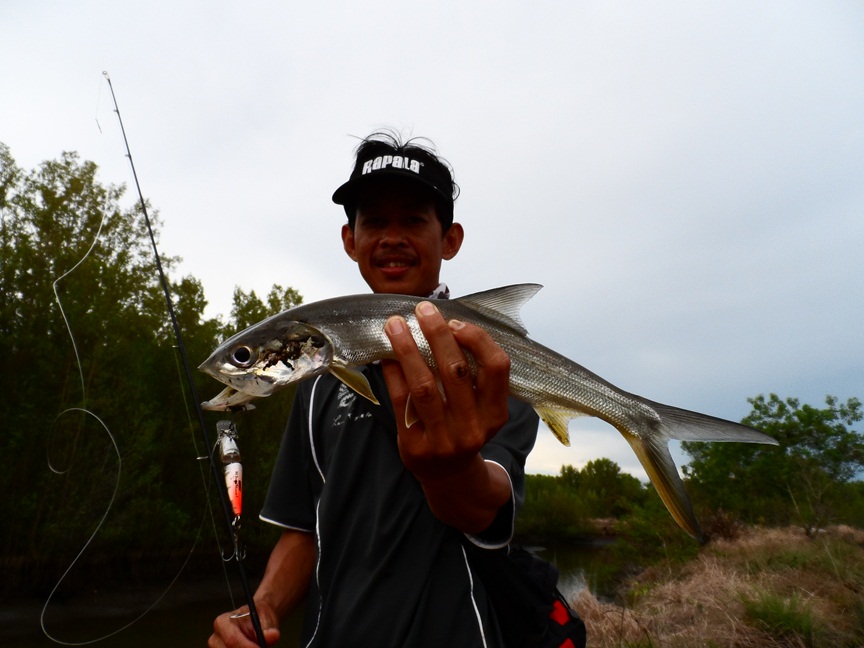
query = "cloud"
xmin=2 ymin=0 xmax=862 ymax=480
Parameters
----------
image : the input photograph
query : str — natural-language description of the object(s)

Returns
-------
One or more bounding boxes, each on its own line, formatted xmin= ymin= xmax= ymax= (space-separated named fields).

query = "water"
xmin=4 ymin=543 xmax=611 ymax=646
xmin=533 ymin=539 xmax=618 ymax=601
xmin=2 ymin=579 xmax=306 ymax=648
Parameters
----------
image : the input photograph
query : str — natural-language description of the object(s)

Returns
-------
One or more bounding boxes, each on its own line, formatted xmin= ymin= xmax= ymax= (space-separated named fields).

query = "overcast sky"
xmin=3 ymin=0 xmax=862 ymax=480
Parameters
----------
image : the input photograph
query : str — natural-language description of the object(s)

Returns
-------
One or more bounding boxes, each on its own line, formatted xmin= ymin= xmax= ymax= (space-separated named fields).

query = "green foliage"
xmin=0 ymin=144 xmax=300 ymax=595
xmin=682 ymin=394 xmax=864 ymax=533
xmin=517 ymin=461 xmax=651 ymax=543
xmin=579 ymin=458 xmax=646 ymax=518
xmin=230 ymin=284 xmax=303 ymax=330
xmin=518 ymin=473 xmax=595 ymax=541
xmin=833 ymin=480 xmax=864 ymax=528
xmin=612 ymin=487 xmax=700 ymax=578
xmin=741 ymin=589 xmax=816 ymax=646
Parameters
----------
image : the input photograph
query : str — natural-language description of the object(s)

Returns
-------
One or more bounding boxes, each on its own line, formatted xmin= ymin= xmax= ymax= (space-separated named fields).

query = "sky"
xmin=2 ymin=0 xmax=863 ymax=480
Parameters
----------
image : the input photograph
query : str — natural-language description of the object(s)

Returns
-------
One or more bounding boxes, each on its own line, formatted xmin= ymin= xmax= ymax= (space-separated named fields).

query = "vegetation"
xmin=0 ymin=144 xmax=299 ymax=596
xmin=571 ymin=525 xmax=864 ymax=647
xmin=518 ymin=459 xmax=647 ymax=542
xmin=2 ymin=143 xmax=862 ymax=648
xmin=683 ymin=394 xmax=864 ymax=535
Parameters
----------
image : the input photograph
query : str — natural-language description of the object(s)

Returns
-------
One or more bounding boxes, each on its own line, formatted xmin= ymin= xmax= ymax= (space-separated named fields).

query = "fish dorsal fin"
xmin=456 ymin=284 xmax=542 ymax=335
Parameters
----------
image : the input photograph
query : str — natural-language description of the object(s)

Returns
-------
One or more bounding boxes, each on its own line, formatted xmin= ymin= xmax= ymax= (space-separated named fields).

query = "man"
xmin=210 ymin=132 xmax=539 ymax=647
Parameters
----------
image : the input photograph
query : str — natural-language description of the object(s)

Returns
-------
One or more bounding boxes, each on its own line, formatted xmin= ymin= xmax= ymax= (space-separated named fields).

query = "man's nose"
xmin=380 ymin=224 xmax=407 ymax=245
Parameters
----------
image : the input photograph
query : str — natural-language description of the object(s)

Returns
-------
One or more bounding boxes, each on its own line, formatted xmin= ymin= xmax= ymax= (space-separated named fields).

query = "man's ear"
xmin=341 ymin=223 xmax=358 ymax=261
xmin=442 ymin=222 xmax=464 ymax=260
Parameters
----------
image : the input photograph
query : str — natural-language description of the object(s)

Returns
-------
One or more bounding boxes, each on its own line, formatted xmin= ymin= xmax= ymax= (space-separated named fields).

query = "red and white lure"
xmin=217 ymin=421 xmax=243 ymax=519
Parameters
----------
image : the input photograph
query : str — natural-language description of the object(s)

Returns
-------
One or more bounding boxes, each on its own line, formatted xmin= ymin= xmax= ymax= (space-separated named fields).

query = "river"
xmin=3 ymin=542 xmax=613 ymax=646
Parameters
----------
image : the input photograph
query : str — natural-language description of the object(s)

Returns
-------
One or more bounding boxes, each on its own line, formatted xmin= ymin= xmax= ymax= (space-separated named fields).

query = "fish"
xmin=198 ymin=284 xmax=778 ymax=541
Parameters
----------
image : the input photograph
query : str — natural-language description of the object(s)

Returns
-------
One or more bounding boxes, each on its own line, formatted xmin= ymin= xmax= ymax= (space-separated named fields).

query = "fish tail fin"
xmin=623 ymin=433 xmax=706 ymax=543
xmin=622 ymin=401 xmax=777 ymax=543
xmin=649 ymin=401 xmax=779 ymax=445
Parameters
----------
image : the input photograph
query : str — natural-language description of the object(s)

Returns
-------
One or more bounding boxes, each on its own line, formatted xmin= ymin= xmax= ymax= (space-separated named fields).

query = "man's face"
xmin=341 ymin=179 xmax=463 ymax=296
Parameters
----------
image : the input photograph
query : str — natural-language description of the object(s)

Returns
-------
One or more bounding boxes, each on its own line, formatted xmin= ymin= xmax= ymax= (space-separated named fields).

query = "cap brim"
xmin=332 ymin=168 xmax=448 ymax=206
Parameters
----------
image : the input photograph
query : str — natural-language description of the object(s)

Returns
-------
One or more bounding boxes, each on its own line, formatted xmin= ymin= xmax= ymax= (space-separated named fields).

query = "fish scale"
xmin=199 ymin=284 xmax=777 ymax=542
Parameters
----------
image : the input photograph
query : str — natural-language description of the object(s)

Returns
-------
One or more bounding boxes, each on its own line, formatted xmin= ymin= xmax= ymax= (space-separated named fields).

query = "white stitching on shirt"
xmin=465 ymin=459 xmax=515 ymax=550
xmin=304 ymin=500 xmax=324 ymax=648
xmin=308 ymin=375 xmax=325 ymax=484
xmin=460 ymin=544 xmax=489 ymax=648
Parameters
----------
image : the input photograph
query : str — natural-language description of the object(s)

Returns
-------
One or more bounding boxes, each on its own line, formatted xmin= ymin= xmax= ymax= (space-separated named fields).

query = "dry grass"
xmin=569 ymin=525 xmax=864 ymax=648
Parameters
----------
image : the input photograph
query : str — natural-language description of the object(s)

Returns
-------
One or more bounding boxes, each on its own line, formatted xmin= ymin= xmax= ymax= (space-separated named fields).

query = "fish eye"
xmin=229 ymin=346 xmax=256 ymax=368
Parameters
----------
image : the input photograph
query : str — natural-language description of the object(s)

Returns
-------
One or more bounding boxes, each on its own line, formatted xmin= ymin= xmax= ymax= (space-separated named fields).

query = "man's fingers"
xmin=447 ymin=318 xmax=511 ymax=430
xmin=209 ymin=603 xmax=281 ymax=648
xmin=384 ymin=303 xmax=512 ymax=444
xmin=384 ymin=316 xmax=442 ymax=426
xmin=412 ymin=302 xmax=477 ymax=410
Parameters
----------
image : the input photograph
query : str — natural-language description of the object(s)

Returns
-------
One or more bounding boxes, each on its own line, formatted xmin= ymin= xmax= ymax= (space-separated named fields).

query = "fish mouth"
xmin=201 ymin=386 xmax=258 ymax=411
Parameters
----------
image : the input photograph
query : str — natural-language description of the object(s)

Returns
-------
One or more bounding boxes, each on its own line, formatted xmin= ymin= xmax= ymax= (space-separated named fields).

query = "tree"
xmin=0 ymin=144 xmax=303 ymax=594
xmin=579 ymin=458 xmax=646 ymax=517
xmin=682 ymin=394 xmax=864 ymax=534
xmin=517 ymin=460 xmax=650 ymax=542
xmin=229 ymin=284 xmax=303 ymax=331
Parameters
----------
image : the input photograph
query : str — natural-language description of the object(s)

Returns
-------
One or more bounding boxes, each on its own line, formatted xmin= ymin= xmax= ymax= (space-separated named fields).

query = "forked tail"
xmin=622 ymin=401 xmax=778 ymax=542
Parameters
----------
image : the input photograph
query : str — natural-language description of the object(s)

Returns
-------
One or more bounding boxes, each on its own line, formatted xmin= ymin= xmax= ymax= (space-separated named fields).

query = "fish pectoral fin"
xmin=624 ymin=433 xmax=705 ymax=543
xmin=404 ymin=380 xmax=446 ymax=428
xmin=404 ymin=395 xmax=420 ymax=428
xmin=534 ymin=405 xmax=586 ymax=447
xmin=329 ymin=363 xmax=380 ymax=405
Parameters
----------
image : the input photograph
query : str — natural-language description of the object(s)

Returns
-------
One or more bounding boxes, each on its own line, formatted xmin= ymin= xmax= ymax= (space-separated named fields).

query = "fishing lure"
xmin=218 ymin=421 xmax=244 ymax=519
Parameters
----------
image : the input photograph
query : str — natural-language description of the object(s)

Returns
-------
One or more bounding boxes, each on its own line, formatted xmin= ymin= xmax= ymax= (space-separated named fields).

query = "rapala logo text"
xmin=362 ymin=155 xmax=422 ymax=175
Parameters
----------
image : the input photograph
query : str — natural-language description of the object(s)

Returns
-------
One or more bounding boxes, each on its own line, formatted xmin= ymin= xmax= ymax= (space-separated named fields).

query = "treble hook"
xmin=222 ymin=519 xmax=247 ymax=562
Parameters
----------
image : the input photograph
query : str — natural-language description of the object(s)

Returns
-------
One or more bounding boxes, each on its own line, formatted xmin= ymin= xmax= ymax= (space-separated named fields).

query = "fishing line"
xmin=41 ymin=140 xmax=214 ymax=645
xmin=94 ymin=73 xmax=104 ymax=134
xmin=39 ymin=72 xmax=251 ymax=644
xmin=45 ymin=204 xmax=107 ymax=478
xmin=50 ymin=208 xmax=106 ymax=416
xmin=40 ymin=409 xmax=123 ymax=645
xmin=40 ymin=410 xmax=203 ymax=646
xmin=41 ymin=408 xmax=214 ymax=645
xmin=170 ymin=343 xmax=241 ymax=611
xmin=101 ymin=71 xmax=267 ymax=647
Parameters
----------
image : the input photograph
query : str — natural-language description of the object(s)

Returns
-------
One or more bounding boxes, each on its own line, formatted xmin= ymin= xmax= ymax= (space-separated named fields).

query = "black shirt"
xmin=261 ymin=365 xmax=539 ymax=647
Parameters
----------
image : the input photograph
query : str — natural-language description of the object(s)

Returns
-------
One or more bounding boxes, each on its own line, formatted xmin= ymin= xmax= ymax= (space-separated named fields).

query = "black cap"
xmin=332 ymin=138 xmax=455 ymax=229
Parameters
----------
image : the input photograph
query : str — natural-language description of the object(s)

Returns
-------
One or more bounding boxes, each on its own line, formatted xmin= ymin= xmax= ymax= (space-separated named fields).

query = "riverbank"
xmin=569 ymin=525 xmax=864 ymax=648
xmin=9 ymin=525 xmax=861 ymax=646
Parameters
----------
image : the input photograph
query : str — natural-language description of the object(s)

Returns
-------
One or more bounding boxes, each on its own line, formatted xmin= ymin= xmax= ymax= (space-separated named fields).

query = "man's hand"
xmin=382 ymin=300 xmax=513 ymax=533
xmin=209 ymin=530 xmax=314 ymax=648
xmin=209 ymin=600 xmax=280 ymax=648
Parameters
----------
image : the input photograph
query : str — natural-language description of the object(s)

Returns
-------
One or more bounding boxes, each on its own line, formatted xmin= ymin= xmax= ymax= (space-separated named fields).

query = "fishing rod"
xmin=102 ymin=71 xmax=268 ymax=648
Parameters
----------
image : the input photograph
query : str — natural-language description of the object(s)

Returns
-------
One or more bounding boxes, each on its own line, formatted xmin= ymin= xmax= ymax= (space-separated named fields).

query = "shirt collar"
xmin=427 ymin=283 xmax=450 ymax=300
